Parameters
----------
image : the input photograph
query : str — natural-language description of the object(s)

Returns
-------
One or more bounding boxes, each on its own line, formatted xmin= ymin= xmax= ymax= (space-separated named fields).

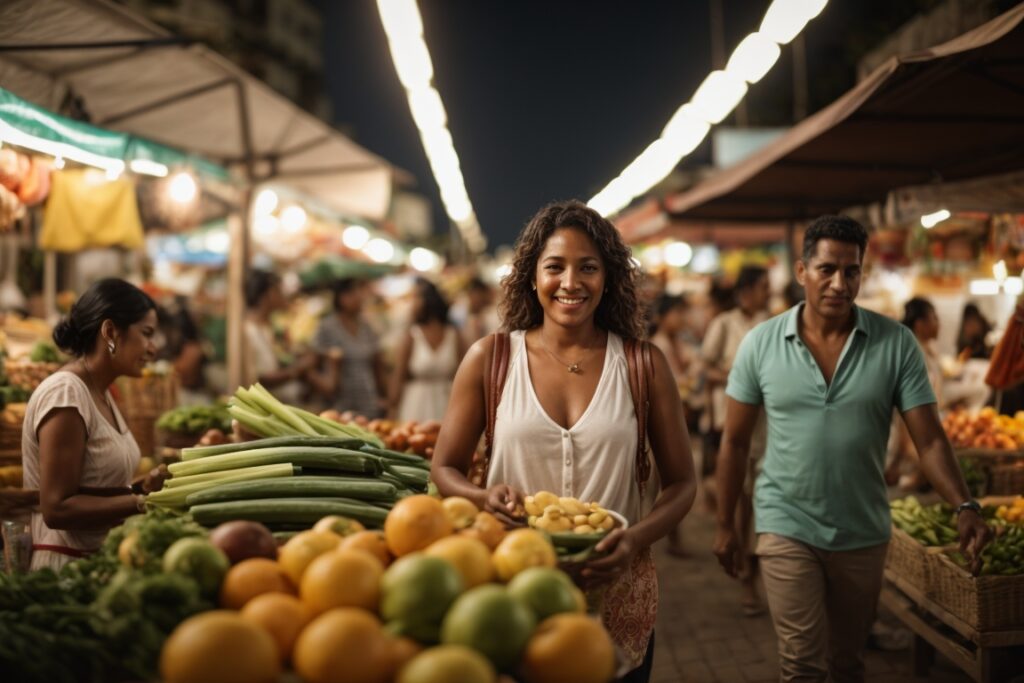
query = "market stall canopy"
xmin=665 ymin=4 xmax=1024 ymax=223
xmin=0 ymin=0 xmax=399 ymax=221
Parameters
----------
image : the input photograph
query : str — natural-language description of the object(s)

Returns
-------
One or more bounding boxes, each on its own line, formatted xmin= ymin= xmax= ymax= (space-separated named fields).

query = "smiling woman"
xmin=21 ymin=278 xmax=171 ymax=570
xmin=432 ymin=200 xmax=698 ymax=681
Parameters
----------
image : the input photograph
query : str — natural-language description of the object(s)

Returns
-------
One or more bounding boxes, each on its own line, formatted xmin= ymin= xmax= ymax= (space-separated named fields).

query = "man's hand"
xmin=713 ymin=524 xmax=742 ymax=577
xmin=958 ymin=509 xmax=992 ymax=575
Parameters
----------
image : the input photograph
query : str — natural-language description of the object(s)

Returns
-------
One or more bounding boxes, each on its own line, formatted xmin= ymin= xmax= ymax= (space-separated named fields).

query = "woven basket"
xmin=988 ymin=462 xmax=1024 ymax=495
xmin=885 ymin=527 xmax=947 ymax=595
xmin=929 ymin=551 xmax=1024 ymax=631
xmin=114 ymin=374 xmax=179 ymax=419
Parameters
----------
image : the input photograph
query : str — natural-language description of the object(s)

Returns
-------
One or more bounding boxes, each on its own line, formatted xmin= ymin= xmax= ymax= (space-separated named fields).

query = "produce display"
xmin=942 ymin=408 xmax=1024 ymax=451
xmin=890 ymin=497 xmax=958 ymax=546
xmin=28 ymin=340 xmax=60 ymax=364
xmin=958 ymin=457 xmax=986 ymax=497
xmin=330 ymin=415 xmax=442 ymax=459
xmin=994 ymin=496 xmax=1024 ymax=524
xmin=949 ymin=522 xmax=1024 ymax=576
xmin=0 ymin=464 xmax=22 ymax=487
xmin=157 ymin=403 xmax=233 ymax=436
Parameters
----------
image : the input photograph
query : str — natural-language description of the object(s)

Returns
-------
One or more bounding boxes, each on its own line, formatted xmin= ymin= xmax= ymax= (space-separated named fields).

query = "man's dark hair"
xmin=902 ymin=297 xmax=935 ymax=331
xmin=802 ymin=215 xmax=868 ymax=262
xmin=735 ymin=265 xmax=768 ymax=293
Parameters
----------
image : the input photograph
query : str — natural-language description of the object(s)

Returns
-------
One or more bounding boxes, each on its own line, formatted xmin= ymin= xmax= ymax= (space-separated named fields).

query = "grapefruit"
xmin=162 ymin=537 xmax=229 ymax=598
xmin=385 ymin=495 xmax=453 ymax=557
xmin=293 ymin=608 xmax=390 ymax=683
xmin=380 ymin=554 xmax=464 ymax=641
xmin=300 ymin=548 xmax=384 ymax=614
xmin=240 ymin=592 xmax=312 ymax=663
xmin=220 ymin=557 xmax=294 ymax=609
xmin=520 ymin=614 xmax=615 ymax=683
xmin=160 ymin=610 xmax=280 ymax=683
xmin=425 ymin=535 xmax=494 ymax=588
xmin=441 ymin=584 xmax=536 ymax=672
xmin=491 ymin=529 xmax=556 ymax=581
xmin=507 ymin=567 xmax=581 ymax=621
xmin=397 ymin=645 xmax=496 ymax=683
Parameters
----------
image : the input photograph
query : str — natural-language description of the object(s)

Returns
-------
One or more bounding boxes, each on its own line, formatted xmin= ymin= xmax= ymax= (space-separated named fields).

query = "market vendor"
xmin=23 ymin=278 xmax=170 ymax=570
xmin=712 ymin=216 xmax=991 ymax=683
xmin=432 ymin=200 xmax=697 ymax=682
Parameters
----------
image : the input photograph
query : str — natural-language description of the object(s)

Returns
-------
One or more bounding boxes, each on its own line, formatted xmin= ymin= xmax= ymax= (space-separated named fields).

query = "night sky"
xmin=313 ymin=1 xmax=938 ymax=249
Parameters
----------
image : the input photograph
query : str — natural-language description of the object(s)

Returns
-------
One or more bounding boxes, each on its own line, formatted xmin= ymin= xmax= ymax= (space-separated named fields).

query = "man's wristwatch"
xmin=956 ymin=500 xmax=982 ymax=516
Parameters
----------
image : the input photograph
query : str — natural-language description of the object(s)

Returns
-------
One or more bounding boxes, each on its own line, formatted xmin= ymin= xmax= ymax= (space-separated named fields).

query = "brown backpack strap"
xmin=481 ymin=332 xmax=510 ymax=480
xmin=624 ymin=338 xmax=655 ymax=492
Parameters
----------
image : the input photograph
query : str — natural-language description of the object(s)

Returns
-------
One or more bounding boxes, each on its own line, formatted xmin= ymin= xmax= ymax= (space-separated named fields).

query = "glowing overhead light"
xmin=254 ymin=189 xmax=279 ymax=216
xmin=342 ymin=225 xmax=370 ymax=250
xmin=994 ymin=259 xmax=1009 ymax=283
xmin=760 ymin=0 xmax=828 ymax=44
xmin=129 ymin=159 xmax=169 ymax=177
xmin=204 ymin=230 xmax=230 ymax=254
xmin=1006 ymin=277 xmax=1024 ymax=296
xmin=376 ymin=0 xmax=482 ymax=252
xmin=920 ymin=209 xmax=951 ymax=229
xmin=664 ymin=241 xmax=694 ymax=268
xmin=280 ymin=205 xmax=307 ymax=233
xmin=168 ymin=171 xmax=197 ymax=203
xmin=0 ymin=119 xmax=124 ymax=176
xmin=254 ymin=215 xmax=279 ymax=238
xmin=409 ymin=247 xmax=440 ymax=272
xmin=726 ymin=32 xmax=781 ymax=84
xmin=969 ymin=279 xmax=1000 ymax=296
xmin=691 ymin=71 xmax=748 ymax=124
xmin=106 ymin=162 xmax=125 ymax=181
xmin=365 ymin=238 xmax=395 ymax=263
xmin=53 ymin=154 xmax=65 ymax=170
xmin=589 ymin=0 xmax=828 ymax=217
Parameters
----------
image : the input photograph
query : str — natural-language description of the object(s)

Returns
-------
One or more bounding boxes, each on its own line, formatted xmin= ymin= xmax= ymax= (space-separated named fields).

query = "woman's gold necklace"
xmin=538 ymin=335 xmax=596 ymax=374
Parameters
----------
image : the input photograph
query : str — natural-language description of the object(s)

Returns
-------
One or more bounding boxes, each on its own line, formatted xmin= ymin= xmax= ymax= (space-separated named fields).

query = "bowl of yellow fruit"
xmin=524 ymin=491 xmax=626 ymax=564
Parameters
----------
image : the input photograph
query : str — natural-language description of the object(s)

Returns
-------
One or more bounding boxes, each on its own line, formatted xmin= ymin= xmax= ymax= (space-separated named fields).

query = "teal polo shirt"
xmin=726 ymin=304 xmax=936 ymax=551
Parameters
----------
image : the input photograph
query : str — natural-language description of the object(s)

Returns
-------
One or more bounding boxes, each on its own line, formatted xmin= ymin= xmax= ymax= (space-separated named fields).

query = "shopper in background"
xmin=433 ymin=200 xmax=697 ymax=681
xmin=389 ymin=278 xmax=466 ymax=422
xmin=311 ymin=277 xmax=387 ymax=418
xmin=714 ymin=215 xmax=990 ymax=683
xmin=460 ymin=276 xmax=498 ymax=345
xmin=243 ymin=269 xmax=315 ymax=405
xmin=957 ymin=303 xmax=993 ymax=361
xmin=702 ymin=264 xmax=771 ymax=616
xmin=23 ymin=278 xmax=170 ymax=570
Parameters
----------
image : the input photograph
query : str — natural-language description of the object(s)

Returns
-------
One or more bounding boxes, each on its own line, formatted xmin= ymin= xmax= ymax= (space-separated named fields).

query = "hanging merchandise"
xmin=0 ymin=185 xmax=24 ymax=232
xmin=39 ymin=168 xmax=144 ymax=251
xmin=16 ymin=156 xmax=51 ymax=206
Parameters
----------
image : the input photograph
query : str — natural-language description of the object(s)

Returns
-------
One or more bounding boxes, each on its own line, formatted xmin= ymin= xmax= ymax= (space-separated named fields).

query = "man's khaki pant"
xmin=756 ymin=533 xmax=889 ymax=683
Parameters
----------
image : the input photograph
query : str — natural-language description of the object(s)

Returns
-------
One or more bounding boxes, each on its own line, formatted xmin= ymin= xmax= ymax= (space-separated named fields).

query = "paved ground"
xmin=648 ymin=504 xmax=975 ymax=683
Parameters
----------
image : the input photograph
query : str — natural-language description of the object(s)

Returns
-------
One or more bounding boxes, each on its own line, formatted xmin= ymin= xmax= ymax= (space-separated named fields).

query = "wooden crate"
xmin=929 ymin=551 xmax=1024 ymax=632
xmin=987 ymin=462 xmax=1024 ymax=496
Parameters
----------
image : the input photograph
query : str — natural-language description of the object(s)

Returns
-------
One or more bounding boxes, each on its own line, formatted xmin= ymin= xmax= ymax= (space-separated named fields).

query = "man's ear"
xmin=795 ymin=260 xmax=806 ymax=287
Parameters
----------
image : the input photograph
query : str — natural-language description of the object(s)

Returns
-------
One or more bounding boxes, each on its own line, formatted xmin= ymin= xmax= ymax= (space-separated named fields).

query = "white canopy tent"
xmin=0 ymin=0 xmax=405 ymax=388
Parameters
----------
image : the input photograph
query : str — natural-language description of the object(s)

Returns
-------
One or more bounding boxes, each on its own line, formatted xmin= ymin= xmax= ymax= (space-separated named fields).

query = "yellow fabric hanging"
xmin=40 ymin=169 xmax=144 ymax=251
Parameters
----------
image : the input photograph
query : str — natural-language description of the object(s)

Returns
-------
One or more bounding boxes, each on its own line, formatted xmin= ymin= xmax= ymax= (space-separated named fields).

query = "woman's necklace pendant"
xmin=567 ymin=363 xmax=581 ymax=374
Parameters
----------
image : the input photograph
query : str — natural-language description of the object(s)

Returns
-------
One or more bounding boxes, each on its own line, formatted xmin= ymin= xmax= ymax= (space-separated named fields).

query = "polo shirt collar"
xmin=784 ymin=303 xmax=869 ymax=342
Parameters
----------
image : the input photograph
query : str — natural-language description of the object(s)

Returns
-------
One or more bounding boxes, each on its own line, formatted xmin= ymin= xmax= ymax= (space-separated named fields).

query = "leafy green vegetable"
xmin=29 ymin=341 xmax=61 ymax=363
xmin=156 ymin=402 xmax=233 ymax=435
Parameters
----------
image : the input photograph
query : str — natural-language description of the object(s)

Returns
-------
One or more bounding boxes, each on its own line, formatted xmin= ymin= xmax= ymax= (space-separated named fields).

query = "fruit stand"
xmin=881 ymin=496 xmax=1024 ymax=682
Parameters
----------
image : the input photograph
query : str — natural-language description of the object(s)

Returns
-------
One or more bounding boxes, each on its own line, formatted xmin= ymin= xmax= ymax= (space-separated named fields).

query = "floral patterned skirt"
xmin=598 ymin=546 xmax=658 ymax=672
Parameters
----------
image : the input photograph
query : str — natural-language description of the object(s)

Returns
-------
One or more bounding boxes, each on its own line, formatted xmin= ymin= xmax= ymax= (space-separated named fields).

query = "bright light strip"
xmin=0 ymin=119 xmax=125 ymax=175
xmin=129 ymin=159 xmax=169 ymax=177
xmin=969 ymin=279 xmax=1000 ymax=296
xmin=664 ymin=241 xmax=694 ymax=267
xmin=342 ymin=225 xmax=371 ymax=250
xmin=589 ymin=0 xmax=828 ymax=217
xmin=409 ymin=247 xmax=440 ymax=272
xmin=376 ymin=0 xmax=483 ymax=252
xmin=921 ymin=209 xmax=951 ymax=229
xmin=365 ymin=237 xmax=395 ymax=263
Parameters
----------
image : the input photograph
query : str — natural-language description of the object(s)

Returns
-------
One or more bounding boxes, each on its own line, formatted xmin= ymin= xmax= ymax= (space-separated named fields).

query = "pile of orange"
xmin=160 ymin=494 xmax=616 ymax=683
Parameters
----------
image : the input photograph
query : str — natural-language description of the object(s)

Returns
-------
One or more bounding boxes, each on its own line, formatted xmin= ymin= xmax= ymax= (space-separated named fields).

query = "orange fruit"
xmin=491 ymin=529 xmax=556 ymax=581
xmin=240 ymin=592 xmax=312 ymax=663
xmin=340 ymin=530 xmax=393 ymax=567
xmin=385 ymin=495 xmax=453 ymax=557
xmin=384 ymin=636 xmax=424 ymax=679
xmin=396 ymin=645 xmax=495 ymax=683
xmin=293 ymin=608 xmax=390 ymax=683
xmin=460 ymin=511 xmax=507 ymax=550
xmin=425 ymin=535 xmax=494 ymax=588
xmin=520 ymin=614 xmax=615 ymax=683
xmin=441 ymin=496 xmax=480 ymax=530
xmin=300 ymin=549 xmax=384 ymax=614
xmin=160 ymin=610 xmax=281 ymax=683
xmin=278 ymin=530 xmax=343 ymax=585
xmin=314 ymin=515 xmax=367 ymax=537
xmin=219 ymin=558 xmax=294 ymax=609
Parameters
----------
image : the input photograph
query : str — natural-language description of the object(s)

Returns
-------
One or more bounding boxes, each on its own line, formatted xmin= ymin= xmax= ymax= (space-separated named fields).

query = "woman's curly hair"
xmin=499 ymin=200 xmax=645 ymax=340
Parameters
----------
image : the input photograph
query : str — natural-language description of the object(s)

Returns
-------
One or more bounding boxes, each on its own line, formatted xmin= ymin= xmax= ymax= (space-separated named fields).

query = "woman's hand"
xmin=141 ymin=464 xmax=171 ymax=493
xmin=483 ymin=484 xmax=526 ymax=526
xmin=581 ymin=528 xmax=638 ymax=586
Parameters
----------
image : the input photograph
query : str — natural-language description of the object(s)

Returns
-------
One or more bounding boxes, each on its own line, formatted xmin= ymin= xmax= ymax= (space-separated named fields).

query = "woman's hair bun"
xmin=52 ymin=317 xmax=83 ymax=355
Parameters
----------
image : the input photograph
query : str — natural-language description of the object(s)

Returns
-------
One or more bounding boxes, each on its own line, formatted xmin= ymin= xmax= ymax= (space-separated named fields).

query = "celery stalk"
xmin=147 ymin=462 xmax=295 ymax=508
xmin=164 ymin=464 xmax=298 ymax=489
xmin=249 ymin=384 xmax=317 ymax=436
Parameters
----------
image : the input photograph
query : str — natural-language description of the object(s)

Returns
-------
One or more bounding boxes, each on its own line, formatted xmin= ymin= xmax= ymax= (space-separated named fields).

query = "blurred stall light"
xmin=664 ymin=241 xmax=694 ymax=268
xmin=725 ymin=32 xmax=781 ymax=84
xmin=690 ymin=245 xmax=721 ymax=274
xmin=342 ymin=225 xmax=371 ymax=250
xmin=589 ymin=0 xmax=827 ymax=217
xmin=254 ymin=189 xmax=279 ymax=216
xmin=969 ymin=279 xmax=1000 ymax=296
xmin=105 ymin=162 xmax=125 ymax=181
xmin=409 ymin=247 xmax=440 ymax=272
xmin=691 ymin=71 xmax=748 ymax=124
xmin=204 ymin=229 xmax=230 ymax=255
xmin=1006 ymin=277 xmax=1024 ymax=296
xmin=186 ymin=235 xmax=204 ymax=253
xmin=168 ymin=171 xmax=197 ymax=203
xmin=994 ymin=259 xmax=1009 ymax=283
xmin=366 ymin=237 xmax=395 ymax=263
xmin=280 ymin=205 xmax=307 ymax=234
xmin=0 ymin=118 xmax=125 ymax=176
xmin=879 ymin=271 xmax=910 ymax=301
xmin=920 ymin=209 xmax=951 ymax=229
xmin=377 ymin=0 xmax=482 ymax=252
xmin=129 ymin=159 xmax=169 ymax=177
xmin=53 ymin=154 xmax=65 ymax=170
xmin=641 ymin=245 xmax=665 ymax=269
xmin=495 ymin=263 xmax=513 ymax=281
xmin=254 ymin=215 xmax=279 ymax=239
xmin=760 ymin=0 xmax=828 ymax=45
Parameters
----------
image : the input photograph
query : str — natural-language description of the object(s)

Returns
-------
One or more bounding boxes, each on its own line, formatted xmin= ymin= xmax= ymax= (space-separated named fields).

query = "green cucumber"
xmin=185 ymin=477 xmax=398 ymax=507
xmin=359 ymin=445 xmax=431 ymax=470
xmin=169 ymin=447 xmax=382 ymax=477
xmin=190 ymin=497 xmax=389 ymax=528
xmin=181 ymin=435 xmax=369 ymax=461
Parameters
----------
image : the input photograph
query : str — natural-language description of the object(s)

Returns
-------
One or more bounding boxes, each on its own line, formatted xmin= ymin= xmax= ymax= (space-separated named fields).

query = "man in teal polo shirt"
xmin=713 ymin=215 xmax=990 ymax=683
